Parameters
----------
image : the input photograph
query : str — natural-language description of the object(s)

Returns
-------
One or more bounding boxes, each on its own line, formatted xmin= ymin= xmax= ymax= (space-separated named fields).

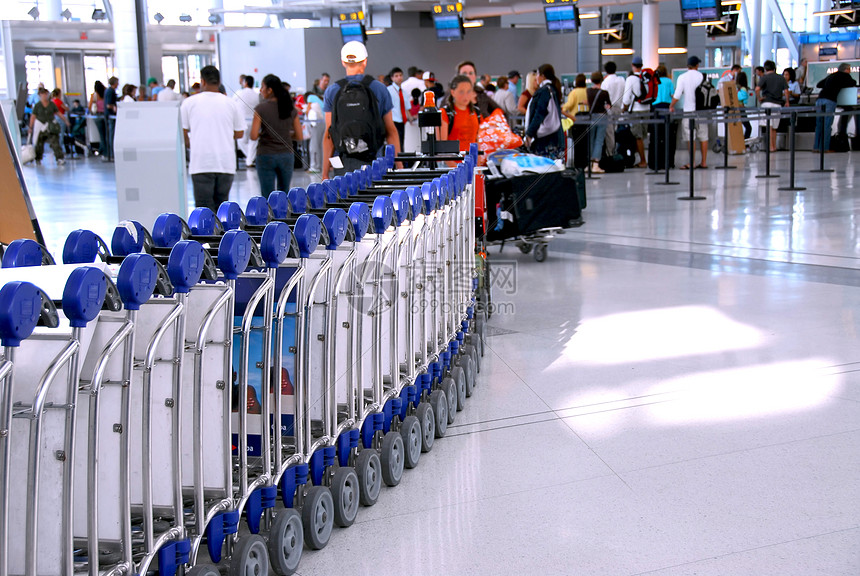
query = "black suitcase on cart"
xmin=482 ymin=169 xmax=585 ymax=243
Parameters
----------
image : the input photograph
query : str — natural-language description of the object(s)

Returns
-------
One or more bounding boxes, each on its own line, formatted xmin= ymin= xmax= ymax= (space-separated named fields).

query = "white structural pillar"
xmin=42 ymin=0 xmax=63 ymax=21
xmin=641 ymin=0 xmax=660 ymax=69
xmin=760 ymin=0 xmax=773 ymax=64
xmin=112 ymin=0 xmax=147 ymax=86
xmin=749 ymin=0 xmax=761 ymax=67
xmin=820 ymin=0 xmax=831 ymax=35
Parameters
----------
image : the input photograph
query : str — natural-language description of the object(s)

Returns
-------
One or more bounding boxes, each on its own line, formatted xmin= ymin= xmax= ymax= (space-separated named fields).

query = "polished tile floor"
xmin=19 ymin=149 xmax=860 ymax=575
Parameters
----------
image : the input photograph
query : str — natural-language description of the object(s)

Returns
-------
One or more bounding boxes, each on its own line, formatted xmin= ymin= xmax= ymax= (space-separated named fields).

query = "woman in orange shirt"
xmin=440 ymin=75 xmax=480 ymax=152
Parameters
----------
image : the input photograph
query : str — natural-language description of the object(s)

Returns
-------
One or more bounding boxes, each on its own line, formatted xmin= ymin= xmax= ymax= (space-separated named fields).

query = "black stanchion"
xmin=657 ymin=113 xmax=679 ymax=186
xmin=778 ymin=110 xmax=805 ymax=192
xmin=646 ymin=115 xmax=662 ymax=176
xmin=715 ymin=109 xmax=737 ymax=170
xmin=810 ymin=111 xmax=834 ymax=174
xmin=756 ymin=108 xmax=779 ymax=179
xmin=679 ymin=117 xmax=706 ymax=201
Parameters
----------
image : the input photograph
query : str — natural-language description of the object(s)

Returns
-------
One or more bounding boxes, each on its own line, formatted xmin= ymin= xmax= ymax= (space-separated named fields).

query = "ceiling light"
xmin=590 ymin=28 xmax=619 ymax=35
xmin=720 ymin=0 xmax=741 ymax=4
xmin=601 ymin=48 xmax=634 ymax=56
xmin=27 ymin=6 xmax=39 ymax=20
xmin=658 ymin=47 xmax=688 ymax=54
xmin=366 ymin=28 xmax=384 ymax=35
xmin=578 ymin=12 xmax=600 ymax=19
xmin=463 ymin=20 xmax=483 ymax=28
xmin=812 ymin=8 xmax=855 ymax=16
xmin=691 ymin=20 xmax=726 ymax=26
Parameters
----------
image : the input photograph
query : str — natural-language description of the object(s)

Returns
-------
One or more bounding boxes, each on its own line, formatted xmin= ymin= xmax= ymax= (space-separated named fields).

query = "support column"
xmin=641 ymin=0 xmax=660 ymax=70
xmin=112 ymin=0 xmax=149 ymax=86
xmin=760 ymin=0 xmax=773 ymax=64
xmin=749 ymin=0 xmax=761 ymax=68
xmin=43 ymin=0 xmax=63 ymax=21
xmin=820 ymin=0 xmax=831 ymax=35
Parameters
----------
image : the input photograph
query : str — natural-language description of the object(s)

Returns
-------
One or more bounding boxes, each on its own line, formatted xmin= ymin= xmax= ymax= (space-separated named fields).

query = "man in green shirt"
xmin=29 ymin=87 xmax=69 ymax=165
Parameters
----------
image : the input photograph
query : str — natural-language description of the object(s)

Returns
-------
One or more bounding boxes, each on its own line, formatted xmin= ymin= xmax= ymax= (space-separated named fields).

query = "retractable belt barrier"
xmin=0 ymin=144 xmax=484 ymax=576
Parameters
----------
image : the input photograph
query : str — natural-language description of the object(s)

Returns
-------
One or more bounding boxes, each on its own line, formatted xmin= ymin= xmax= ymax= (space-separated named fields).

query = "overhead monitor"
xmin=544 ymin=4 xmax=580 ymax=34
xmin=434 ymin=13 xmax=464 ymax=41
xmin=340 ymin=21 xmax=366 ymax=44
xmin=680 ymin=0 xmax=719 ymax=23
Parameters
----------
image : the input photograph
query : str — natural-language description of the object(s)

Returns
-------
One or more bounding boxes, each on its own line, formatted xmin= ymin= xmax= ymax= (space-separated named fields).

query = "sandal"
xmin=696 ymin=164 xmax=708 ymax=169
xmin=680 ymin=164 xmax=691 ymax=170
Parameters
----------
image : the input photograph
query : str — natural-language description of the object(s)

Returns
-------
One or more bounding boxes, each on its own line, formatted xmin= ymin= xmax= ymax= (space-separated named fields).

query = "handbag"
xmin=20 ymin=143 xmax=35 ymax=164
xmin=536 ymin=86 xmax=561 ymax=139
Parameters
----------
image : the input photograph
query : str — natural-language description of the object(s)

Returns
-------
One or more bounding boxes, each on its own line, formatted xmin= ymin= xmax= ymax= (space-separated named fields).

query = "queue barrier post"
xmin=778 ymin=109 xmax=806 ymax=192
xmin=679 ymin=116 xmax=706 ymax=201
xmin=656 ymin=112 xmax=679 ymax=186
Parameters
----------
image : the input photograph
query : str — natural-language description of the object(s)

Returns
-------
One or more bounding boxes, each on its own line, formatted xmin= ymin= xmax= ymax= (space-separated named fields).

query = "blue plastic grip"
xmin=62 ymin=230 xmax=100 ymax=264
xmin=62 ymin=266 xmax=107 ymax=328
xmin=334 ymin=176 xmax=348 ymax=199
xmin=268 ymin=191 xmax=290 ymax=220
xmin=217 ymin=202 xmax=245 ymax=231
xmin=188 ymin=207 xmax=218 ymax=236
xmin=152 ymin=213 xmax=186 ymax=248
xmin=166 ymin=240 xmax=205 ymax=293
xmin=116 ymin=253 xmax=158 ymax=310
xmin=322 ymin=180 xmax=339 ymax=204
xmin=307 ymin=183 xmax=326 ymax=210
xmin=260 ymin=222 xmax=291 ymax=268
xmin=405 ymin=186 xmax=424 ymax=217
xmin=343 ymin=173 xmax=355 ymax=197
xmin=384 ymin=144 xmax=395 ymax=169
xmin=288 ymin=187 xmax=308 ymax=215
xmin=348 ymin=202 xmax=371 ymax=242
xmin=0 ymin=281 xmax=43 ymax=346
xmin=322 ymin=208 xmax=348 ymax=249
xmin=110 ymin=220 xmax=146 ymax=256
xmin=217 ymin=230 xmax=253 ymax=279
xmin=421 ymin=182 xmax=436 ymax=213
xmin=371 ymin=196 xmax=394 ymax=235
xmin=1 ymin=239 xmax=44 ymax=268
xmin=371 ymin=160 xmax=383 ymax=182
xmin=245 ymin=197 xmax=271 ymax=227
xmin=294 ymin=214 xmax=321 ymax=258
xmin=390 ymin=190 xmax=411 ymax=225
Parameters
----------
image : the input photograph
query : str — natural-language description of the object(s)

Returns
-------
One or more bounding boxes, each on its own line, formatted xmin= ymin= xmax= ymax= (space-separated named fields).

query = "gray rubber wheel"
xmin=301 ymin=486 xmax=333 ymax=550
xmin=441 ymin=377 xmax=457 ymax=424
xmin=451 ymin=366 xmax=466 ymax=412
xmin=187 ymin=566 xmax=220 ymax=576
xmin=229 ymin=534 xmax=269 ymax=576
xmin=459 ymin=354 xmax=475 ymax=397
xmin=400 ymin=415 xmax=422 ymax=469
xmin=429 ymin=390 xmax=448 ymax=438
xmin=331 ymin=467 xmax=360 ymax=527
xmin=463 ymin=341 xmax=480 ymax=374
xmin=267 ymin=508 xmax=303 ymax=575
xmin=355 ymin=449 xmax=382 ymax=506
xmin=380 ymin=431 xmax=404 ymax=487
xmin=533 ymin=244 xmax=547 ymax=262
xmin=416 ymin=402 xmax=435 ymax=452
xmin=518 ymin=242 xmax=532 ymax=254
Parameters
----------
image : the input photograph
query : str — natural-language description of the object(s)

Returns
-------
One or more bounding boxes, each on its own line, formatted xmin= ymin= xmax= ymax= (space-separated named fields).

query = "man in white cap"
xmin=322 ymin=41 xmax=400 ymax=178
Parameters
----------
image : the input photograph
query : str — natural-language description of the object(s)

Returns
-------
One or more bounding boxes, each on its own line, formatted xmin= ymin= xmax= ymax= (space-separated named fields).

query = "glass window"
xmin=25 ymin=54 xmax=54 ymax=93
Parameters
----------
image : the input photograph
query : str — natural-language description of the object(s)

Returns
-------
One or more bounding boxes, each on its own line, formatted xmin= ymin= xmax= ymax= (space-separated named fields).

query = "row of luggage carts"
xmin=0 ymin=145 xmax=486 ymax=576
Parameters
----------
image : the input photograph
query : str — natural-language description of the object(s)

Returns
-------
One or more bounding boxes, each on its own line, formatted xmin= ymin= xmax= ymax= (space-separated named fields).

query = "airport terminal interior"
xmin=1 ymin=0 xmax=859 ymax=575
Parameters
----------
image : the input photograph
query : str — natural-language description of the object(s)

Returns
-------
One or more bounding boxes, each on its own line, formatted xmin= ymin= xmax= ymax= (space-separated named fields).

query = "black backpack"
xmin=695 ymin=75 xmax=719 ymax=110
xmin=329 ymin=75 xmax=386 ymax=162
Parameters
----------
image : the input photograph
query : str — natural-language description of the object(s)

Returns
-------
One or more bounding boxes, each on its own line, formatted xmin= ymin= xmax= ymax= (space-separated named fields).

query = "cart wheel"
xmin=187 ymin=565 xmax=220 ymax=576
xmin=451 ymin=365 xmax=467 ymax=411
xmin=229 ymin=534 xmax=269 ymax=576
xmin=355 ymin=450 xmax=381 ymax=506
xmin=441 ymin=377 xmax=457 ymax=424
xmin=267 ymin=509 xmax=303 ymax=575
xmin=301 ymin=486 xmax=334 ymax=550
xmin=518 ymin=242 xmax=533 ymax=254
xmin=429 ymin=390 xmax=448 ymax=438
xmin=380 ymin=431 xmax=404 ymax=487
xmin=713 ymin=139 xmax=723 ymax=154
xmin=463 ymin=342 xmax=480 ymax=376
xmin=416 ymin=403 xmax=435 ymax=452
xmin=533 ymin=244 xmax=548 ymax=262
xmin=330 ymin=467 xmax=360 ymax=527
xmin=400 ymin=415 xmax=422 ymax=469
xmin=459 ymin=354 xmax=476 ymax=397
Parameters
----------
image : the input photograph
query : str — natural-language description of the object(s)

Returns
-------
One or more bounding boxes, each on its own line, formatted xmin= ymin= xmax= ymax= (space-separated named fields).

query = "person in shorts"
xmin=670 ymin=56 xmax=709 ymax=169
xmin=755 ymin=60 xmax=789 ymax=152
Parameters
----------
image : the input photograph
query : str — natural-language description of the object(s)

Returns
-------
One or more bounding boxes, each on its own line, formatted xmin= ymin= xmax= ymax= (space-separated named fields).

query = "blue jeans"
xmin=589 ymin=120 xmax=607 ymax=161
xmin=814 ymin=98 xmax=837 ymax=152
xmin=256 ymin=152 xmax=295 ymax=199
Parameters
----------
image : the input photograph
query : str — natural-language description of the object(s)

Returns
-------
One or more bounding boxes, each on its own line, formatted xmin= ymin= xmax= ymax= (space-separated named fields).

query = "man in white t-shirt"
xmin=400 ymin=66 xmax=426 ymax=153
xmin=157 ymin=79 xmax=179 ymax=101
xmin=233 ymin=75 xmax=260 ymax=167
xmin=670 ymin=55 xmax=708 ymax=169
xmin=180 ymin=65 xmax=245 ymax=211
xmin=621 ymin=56 xmax=650 ymax=167
xmin=601 ymin=61 xmax=626 ymax=156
